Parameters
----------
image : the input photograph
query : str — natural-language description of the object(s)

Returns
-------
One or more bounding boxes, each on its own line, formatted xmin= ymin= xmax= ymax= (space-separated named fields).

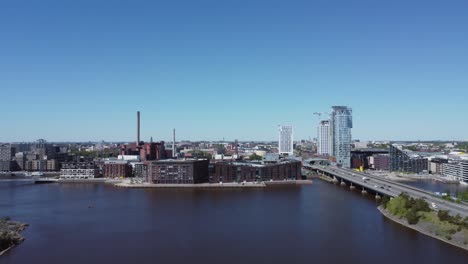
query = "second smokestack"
xmin=137 ymin=111 xmax=140 ymax=146
xmin=172 ymin=128 xmax=176 ymax=158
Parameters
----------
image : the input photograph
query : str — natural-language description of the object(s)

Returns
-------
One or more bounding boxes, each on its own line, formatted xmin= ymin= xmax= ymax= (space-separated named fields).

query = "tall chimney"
xmin=172 ymin=128 xmax=176 ymax=158
xmin=137 ymin=111 xmax=140 ymax=146
xmin=235 ymin=139 xmax=239 ymax=156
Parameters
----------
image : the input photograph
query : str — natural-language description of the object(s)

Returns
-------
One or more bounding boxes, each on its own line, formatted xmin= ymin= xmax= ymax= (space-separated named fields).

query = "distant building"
xmin=373 ymin=154 xmax=390 ymax=171
xmin=0 ymin=144 xmax=17 ymax=171
xmin=317 ymin=120 xmax=331 ymax=155
xmin=46 ymin=159 xmax=59 ymax=171
xmin=120 ymin=142 xmax=167 ymax=161
xmin=147 ymin=159 xmax=209 ymax=184
xmin=118 ymin=155 xmax=140 ymax=161
xmin=27 ymin=160 xmax=47 ymax=172
xmin=132 ymin=162 xmax=147 ymax=178
xmin=60 ymin=162 xmax=97 ymax=179
xmin=211 ymin=160 xmax=301 ymax=183
xmin=351 ymin=149 xmax=388 ymax=170
xmin=441 ymin=161 xmax=468 ymax=184
xmin=331 ymin=106 xmax=353 ymax=168
xmin=263 ymin=153 xmax=280 ymax=163
xmin=389 ymin=144 xmax=428 ymax=173
xmin=278 ymin=125 xmax=294 ymax=156
xmin=103 ymin=160 xmax=133 ymax=178
xmin=13 ymin=152 xmax=26 ymax=171
xmin=428 ymin=158 xmax=448 ymax=174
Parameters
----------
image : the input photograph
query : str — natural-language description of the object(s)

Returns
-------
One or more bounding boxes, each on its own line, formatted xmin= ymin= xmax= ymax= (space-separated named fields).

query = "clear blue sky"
xmin=1 ymin=0 xmax=467 ymax=142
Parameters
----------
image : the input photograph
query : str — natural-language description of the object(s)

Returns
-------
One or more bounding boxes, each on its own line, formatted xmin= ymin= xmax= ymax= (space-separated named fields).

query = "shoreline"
xmin=377 ymin=206 xmax=468 ymax=251
xmin=114 ymin=180 xmax=312 ymax=188
xmin=0 ymin=220 xmax=28 ymax=256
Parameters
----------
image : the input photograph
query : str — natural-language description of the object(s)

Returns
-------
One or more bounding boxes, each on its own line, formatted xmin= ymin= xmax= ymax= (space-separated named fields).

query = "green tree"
xmin=386 ymin=196 xmax=408 ymax=217
xmin=438 ymin=210 xmax=451 ymax=222
xmin=249 ymin=154 xmax=262 ymax=161
xmin=405 ymin=209 xmax=420 ymax=225
xmin=381 ymin=195 xmax=391 ymax=209
xmin=412 ymin=198 xmax=430 ymax=212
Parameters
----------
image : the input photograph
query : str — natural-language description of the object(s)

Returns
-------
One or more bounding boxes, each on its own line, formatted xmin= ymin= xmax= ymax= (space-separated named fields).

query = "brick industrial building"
xmin=372 ymin=154 xmax=390 ymax=171
xmin=211 ymin=160 xmax=301 ymax=183
xmin=120 ymin=142 xmax=167 ymax=161
xmin=103 ymin=160 xmax=133 ymax=178
xmin=147 ymin=159 xmax=209 ymax=184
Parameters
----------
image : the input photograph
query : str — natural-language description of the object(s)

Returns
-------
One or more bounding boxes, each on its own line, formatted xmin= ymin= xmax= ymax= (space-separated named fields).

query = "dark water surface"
xmin=1 ymin=180 xmax=467 ymax=264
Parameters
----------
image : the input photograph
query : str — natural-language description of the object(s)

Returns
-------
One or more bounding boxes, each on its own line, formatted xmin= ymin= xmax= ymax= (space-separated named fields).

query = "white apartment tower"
xmin=317 ymin=120 xmax=331 ymax=155
xmin=278 ymin=125 xmax=294 ymax=156
xmin=331 ymin=106 xmax=353 ymax=168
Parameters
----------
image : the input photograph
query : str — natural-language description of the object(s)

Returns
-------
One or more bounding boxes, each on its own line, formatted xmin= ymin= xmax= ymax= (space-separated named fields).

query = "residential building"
xmin=331 ymin=106 xmax=353 ymax=168
xmin=317 ymin=120 xmax=331 ymax=155
xmin=351 ymin=149 xmax=388 ymax=170
xmin=132 ymin=162 xmax=147 ymax=178
xmin=46 ymin=159 xmax=59 ymax=171
xmin=428 ymin=158 xmax=448 ymax=174
xmin=373 ymin=154 xmax=390 ymax=171
xmin=147 ymin=159 xmax=209 ymax=184
xmin=278 ymin=125 xmax=293 ymax=156
xmin=0 ymin=144 xmax=15 ymax=171
xmin=103 ymin=160 xmax=133 ymax=178
xmin=14 ymin=152 xmax=26 ymax=171
xmin=389 ymin=144 xmax=428 ymax=173
xmin=60 ymin=162 xmax=97 ymax=179
xmin=211 ymin=160 xmax=301 ymax=183
xmin=442 ymin=161 xmax=468 ymax=184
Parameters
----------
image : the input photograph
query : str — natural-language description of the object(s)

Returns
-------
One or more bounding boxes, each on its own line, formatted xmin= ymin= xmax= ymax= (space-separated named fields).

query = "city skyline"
xmin=2 ymin=1 xmax=468 ymax=142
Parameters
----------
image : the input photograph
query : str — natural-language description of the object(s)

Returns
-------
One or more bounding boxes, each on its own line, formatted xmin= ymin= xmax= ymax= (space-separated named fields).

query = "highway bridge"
xmin=304 ymin=165 xmax=468 ymax=218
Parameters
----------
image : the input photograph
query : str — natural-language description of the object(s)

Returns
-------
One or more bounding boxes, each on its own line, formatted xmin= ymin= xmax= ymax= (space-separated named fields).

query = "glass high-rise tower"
xmin=278 ymin=125 xmax=294 ymax=156
xmin=331 ymin=106 xmax=352 ymax=168
xmin=317 ymin=120 xmax=331 ymax=155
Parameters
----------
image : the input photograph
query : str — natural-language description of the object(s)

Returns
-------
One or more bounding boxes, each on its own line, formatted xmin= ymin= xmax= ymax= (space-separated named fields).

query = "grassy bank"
xmin=380 ymin=194 xmax=468 ymax=248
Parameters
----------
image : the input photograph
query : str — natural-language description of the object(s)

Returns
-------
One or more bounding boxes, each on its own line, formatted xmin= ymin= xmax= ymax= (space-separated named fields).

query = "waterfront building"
xmin=373 ymin=154 xmax=390 ymax=171
xmin=46 ymin=159 xmax=59 ymax=171
xmin=103 ymin=160 xmax=133 ymax=178
xmin=350 ymin=149 xmax=388 ymax=170
xmin=147 ymin=159 xmax=209 ymax=184
xmin=0 ymin=144 xmax=15 ymax=171
xmin=389 ymin=144 xmax=428 ymax=173
xmin=428 ymin=158 xmax=448 ymax=174
xmin=60 ymin=162 xmax=97 ymax=179
xmin=317 ymin=120 xmax=331 ymax=156
xmin=13 ymin=153 xmax=26 ymax=171
xmin=330 ymin=106 xmax=353 ymax=168
xmin=441 ymin=161 xmax=468 ymax=184
xmin=132 ymin=162 xmax=147 ymax=178
xmin=211 ymin=159 xmax=301 ymax=183
xmin=278 ymin=125 xmax=294 ymax=156
xmin=29 ymin=160 xmax=47 ymax=172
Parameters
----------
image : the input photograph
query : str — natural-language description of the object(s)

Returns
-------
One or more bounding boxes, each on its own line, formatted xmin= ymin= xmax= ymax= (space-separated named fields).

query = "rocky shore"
xmin=0 ymin=218 xmax=28 ymax=256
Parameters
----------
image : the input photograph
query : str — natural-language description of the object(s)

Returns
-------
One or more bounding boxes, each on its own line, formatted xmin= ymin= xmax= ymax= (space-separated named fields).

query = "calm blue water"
xmin=0 ymin=180 xmax=467 ymax=264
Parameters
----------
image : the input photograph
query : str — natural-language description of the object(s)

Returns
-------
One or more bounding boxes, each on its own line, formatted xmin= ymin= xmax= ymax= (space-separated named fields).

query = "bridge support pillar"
xmin=361 ymin=188 xmax=367 ymax=195
xmin=333 ymin=177 xmax=339 ymax=184
xmin=350 ymin=183 xmax=355 ymax=190
xmin=340 ymin=180 xmax=346 ymax=186
xmin=375 ymin=194 xmax=381 ymax=200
